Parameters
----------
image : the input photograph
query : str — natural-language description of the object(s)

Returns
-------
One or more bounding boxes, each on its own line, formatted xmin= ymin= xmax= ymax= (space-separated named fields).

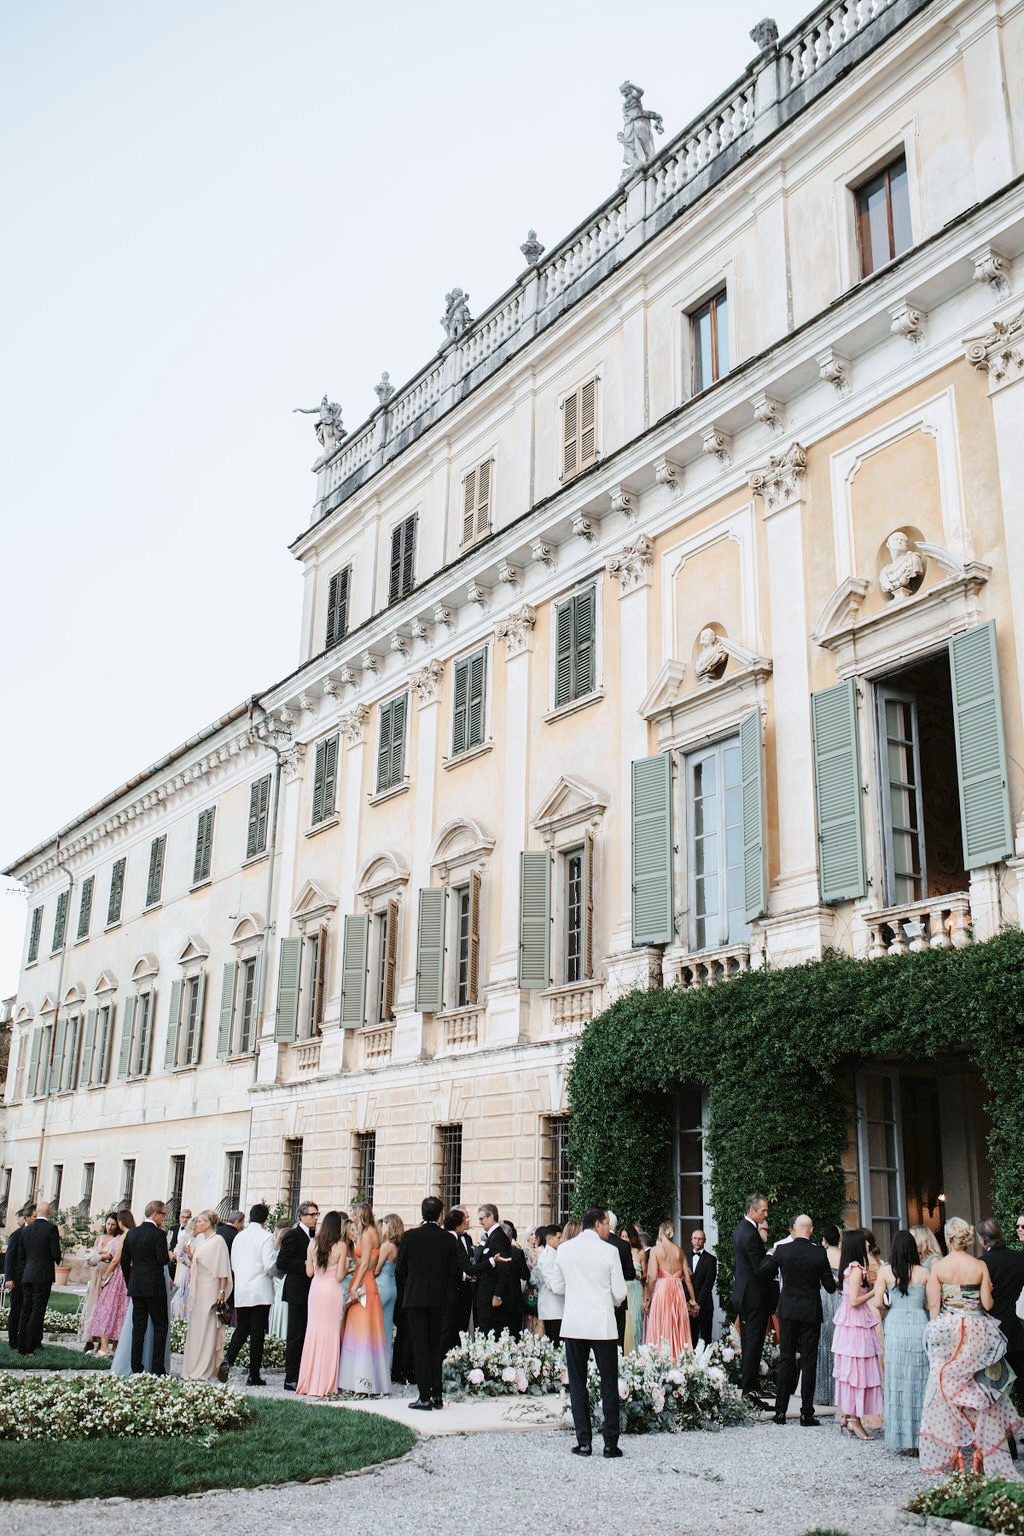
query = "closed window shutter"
xmin=518 ymin=851 xmax=551 ymax=989
xmin=275 ymin=937 xmax=303 ymax=1043
xmin=340 ymin=914 xmax=369 ymax=1026
xmin=78 ymin=877 xmax=94 ymax=940
xmin=415 ymin=887 xmax=446 ymax=1013
xmin=579 ymin=379 xmax=597 ymax=467
xmin=389 ymin=696 xmax=407 ymax=789
xmin=118 ymin=996 xmax=136 ymax=1080
xmin=52 ymin=1016 xmax=67 ymax=1095
xmin=384 ymin=897 xmax=399 ymax=1020
xmin=217 ymin=963 xmax=237 ymax=1059
xmin=27 ymin=1029 xmax=41 ymax=1098
xmin=82 ymin=1008 xmax=97 ymax=1087
xmin=574 ymin=588 xmax=596 ymax=698
xmin=389 ymin=522 xmax=403 ymax=603
xmin=631 ymin=754 xmax=675 ymax=945
xmin=811 ymin=679 xmax=867 ymax=902
xmin=555 ymin=599 xmax=575 ymax=708
xmin=28 ymin=906 xmax=42 ymax=963
xmin=476 ymin=459 xmax=491 ymax=536
xmin=53 ymin=891 xmax=69 ymax=951
xmin=247 ymin=777 xmax=270 ymax=858
xmin=468 ymin=868 xmax=481 ymax=1004
xmin=165 ymin=980 xmax=183 ymax=1070
xmin=583 ymin=831 xmax=594 ymax=979
xmin=323 ymin=734 xmax=338 ymax=817
xmin=141 ymin=991 xmax=156 ymax=1075
xmin=146 ymin=837 xmax=165 ymax=906
xmin=468 ymin=649 xmax=486 ymax=747
xmin=462 ymin=468 xmax=477 ymax=544
xmin=108 ymin=860 xmax=125 ymax=925
xmin=401 ymin=518 xmax=416 ymax=596
xmin=100 ymin=1006 xmax=116 ymax=1082
xmin=739 ymin=709 xmax=767 ymax=921
xmin=194 ymin=808 xmax=214 ymax=884
xmin=562 ymin=390 xmax=579 ymax=480
xmin=949 ymin=621 xmax=1013 ymax=868
xmin=191 ymin=974 xmax=206 ymax=1063
xmin=452 ymin=658 xmax=469 ymax=755
xmin=326 ymin=567 xmax=350 ymax=646
xmin=312 ymin=924 xmax=328 ymax=1029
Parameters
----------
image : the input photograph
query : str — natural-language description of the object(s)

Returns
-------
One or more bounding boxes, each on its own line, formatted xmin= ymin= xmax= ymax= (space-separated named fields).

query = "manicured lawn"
xmin=0 ymin=1340 xmax=109 ymax=1372
xmin=0 ymin=1398 xmax=415 ymax=1500
xmin=45 ymin=1292 xmax=83 ymax=1315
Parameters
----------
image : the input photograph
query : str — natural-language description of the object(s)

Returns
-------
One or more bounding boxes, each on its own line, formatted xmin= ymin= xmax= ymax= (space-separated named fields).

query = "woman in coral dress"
xmin=90 ymin=1209 xmax=135 ymax=1356
xmin=919 ymin=1217 xmax=1021 ymax=1476
xmin=644 ymin=1220 xmax=698 ymax=1358
xmin=181 ymin=1211 xmax=232 ymax=1381
xmin=831 ymin=1228 xmax=884 ymax=1439
xmin=297 ymin=1212 xmax=351 ymax=1398
xmin=338 ymin=1203 xmax=391 ymax=1396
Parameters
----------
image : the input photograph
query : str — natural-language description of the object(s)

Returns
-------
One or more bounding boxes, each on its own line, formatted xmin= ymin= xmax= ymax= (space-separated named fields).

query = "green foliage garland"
xmin=567 ymin=930 xmax=1024 ymax=1297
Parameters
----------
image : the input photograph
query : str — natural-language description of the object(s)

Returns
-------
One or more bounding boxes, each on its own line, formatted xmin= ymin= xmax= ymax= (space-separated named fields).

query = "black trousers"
xmin=738 ymin=1305 xmax=770 ymax=1394
xmin=284 ymin=1290 xmax=309 ymax=1385
xmin=131 ymin=1289 xmax=168 ymax=1374
xmin=565 ymin=1337 xmax=620 ymax=1448
xmin=7 ymin=1282 xmax=24 ymax=1349
xmin=227 ymin=1304 xmax=270 ymax=1379
xmin=406 ymin=1304 xmax=444 ymax=1402
xmin=18 ymin=1280 xmax=52 ymax=1354
xmin=775 ymin=1317 xmax=820 ymax=1417
xmin=440 ymin=1285 xmax=471 ymax=1358
xmin=543 ymin=1318 xmax=562 ymax=1344
xmin=615 ymin=1301 xmax=627 ymax=1349
xmin=475 ymin=1297 xmax=502 ymax=1337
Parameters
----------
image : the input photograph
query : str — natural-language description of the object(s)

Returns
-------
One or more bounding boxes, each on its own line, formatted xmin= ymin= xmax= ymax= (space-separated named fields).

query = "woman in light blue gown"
xmin=873 ymin=1229 xmax=930 ymax=1451
xmin=111 ymin=1270 xmax=173 ymax=1376
xmin=375 ymin=1213 xmax=403 ymax=1364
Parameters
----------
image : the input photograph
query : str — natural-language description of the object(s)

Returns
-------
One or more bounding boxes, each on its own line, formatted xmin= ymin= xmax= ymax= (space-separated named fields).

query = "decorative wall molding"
xmin=817 ymin=347 xmax=850 ymax=393
xmin=747 ymin=442 xmax=807 ymax=515
xmin=889 ymin=301 xmax=926 ymax=346
xmin=654 ymin=456 xmax=680 ymax=489
xmin=571 ymin=513 xmax=596 ymax=543
xmin=531 ymin=773 xmax=609 ymax=845
xmin=608 ymin=485 xmax=636 ymax=522
xmin=339 ymin=704 xmax=370 ymax=745
xmin=606 ymin=534 xmax=654 ymax=595
xmin=963 ymin=307 xmax=1024 ymax=394
xmin=970 ymin=244 xmax=1010 ymax=298
xmin=531 ymin=540 xmax=556 ymax=569
xmin=497 ymin=560 xmax=522 ymax=590
xmin=495 ymin=604 xmax=537 ymax=659
xmin=752 ymin=392 xmax=784 ymax=435
xmin=701 ymin=425 xmax=731 ymax=466
xmin=409 ymin=660 xmax=444 ymax=705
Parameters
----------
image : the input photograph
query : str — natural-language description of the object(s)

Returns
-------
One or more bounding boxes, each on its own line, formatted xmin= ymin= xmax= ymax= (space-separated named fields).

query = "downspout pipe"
xmin=36 ymin=850 xmax=75 ymax=1193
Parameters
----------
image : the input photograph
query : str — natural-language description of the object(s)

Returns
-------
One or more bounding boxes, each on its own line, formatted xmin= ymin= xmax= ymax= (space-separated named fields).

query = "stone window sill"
xmin=190 ymin=878 xmax=212 ymax=893
xmin=369 ymin=782 xmax=410 ymax=806
xmin=304 ymin=816 xmax=339 ymax=839
xmin=544 ymin=690 xmax=604 ymax=725
xmin=442 ymin=742 xmax=494 ymax=772
xmin=242 ymin=850 xmax=269 ymax=869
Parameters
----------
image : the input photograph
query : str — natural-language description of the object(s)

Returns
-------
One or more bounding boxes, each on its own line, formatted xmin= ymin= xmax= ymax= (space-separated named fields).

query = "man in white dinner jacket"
xmin=219 ymin=1203 xmax=278 ymax=1387
xmin=550 ymin=1206 xmax=627 ymax=1458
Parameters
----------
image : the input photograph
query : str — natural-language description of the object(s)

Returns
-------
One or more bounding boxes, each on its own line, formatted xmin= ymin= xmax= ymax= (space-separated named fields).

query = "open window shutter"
xmin=452 ymin=659 xmax=469 ymax=756
xmin=312 ymin=739 xmax=327 ymax=824
xmin=384 ymin=898 xmax=399 ymax=1020
xmin=462 ymin=468 xmax=477 ymax=543
xmin=165 ymin=980 xmax=183 ymax=1070
xmin=192 ymin=974 xmax=206 ymax=1063
xmin=811 ymin=679 xmax=866 ymax=902
xmin=468 ymin=868 xmax=481 ymax=1004
xmin=631 ymin=754 xmax=675 ymax=945
xmin=118 ymin=996 xmax=136 ymax=1080
xmin=312 ymin=925 xmax=328 ymax=1028
xmin=376 ymin=702 xmax=393 ymax=792
xmin=82 ymin=1008 xmax=97 ymax=1087
xmin=275 ymin=937 xmax=302 ymax=1043
xmin=217 ymin=963 xmax=237 ymax=1059
xmin=579 ymin=378 xmax=597 ymax=467
xmin=415 ymin=887 xmax=446 ymax=1013
xmin=476 ymin=459 xmax=491 ymax=536
xmin=101 ymin=1006 xmax=116 ymax=1082
xmin=468 ymin=649 xmax=486 ymax=747
xmin=562 ymin=389 xmax=579 ymax=479
xmin=340 ymin=914 xmax=369 ymax=1026
xmin=949 ymin=622 xmax=1012 ymax=868
xmin=739 ymin=709 xmax=767 ymax=921
xmin=555 ymin=600 xmax=574 ymax=708
xmin=518 ymin=851 xmax=551 ymax=989
xmin=142 ymin=991 xmax=156 ymax=1074
xmin=574 ymin=588 xmax=596 ymax=698
xmin=390 ymin=696 xmax=407 ymax=787
xmin=27 ymin=1029 xmax=41 ymax=1097
xmin=583 ymin=830 xmax=594 ymax=979
xmin=51 ymin=1016 xmax=67 ymax=1094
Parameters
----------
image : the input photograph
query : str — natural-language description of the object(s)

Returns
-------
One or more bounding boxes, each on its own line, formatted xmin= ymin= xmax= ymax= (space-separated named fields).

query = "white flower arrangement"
xmin=583 ymin=1341 xmax=748 ymax=1434
xmin=167 ymin=1318 xmax=285 ymax=1370
xmin=0 ymin=1373 xmax=249 ymax=1442
xmin=714 ymin=1324 xmax=780 ymax=1390
xmin=442 ymin=1330 xmax=563 ymax=1399
xmin=0 ymin=1304 xmax=79 ymax=1337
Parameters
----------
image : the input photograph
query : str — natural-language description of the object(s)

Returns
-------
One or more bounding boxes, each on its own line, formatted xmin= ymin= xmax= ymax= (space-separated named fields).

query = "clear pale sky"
xmin=0 ymin=0 xmax=810 ymax=994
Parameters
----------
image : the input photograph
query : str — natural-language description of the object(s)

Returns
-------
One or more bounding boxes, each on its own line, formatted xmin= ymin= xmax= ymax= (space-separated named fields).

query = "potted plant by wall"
xmin=53 ymin=1207 xmax=97 ymax=1283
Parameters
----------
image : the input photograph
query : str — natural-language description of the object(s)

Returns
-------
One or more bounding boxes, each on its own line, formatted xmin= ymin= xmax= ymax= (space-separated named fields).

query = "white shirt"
xmin=549 ymin=1229 xmax=627 ymax=1340
xmin=230 ymin=1222 xmax=278 ymax=1306
xmin=535 ymin=1245 xmax=565 ymax=1321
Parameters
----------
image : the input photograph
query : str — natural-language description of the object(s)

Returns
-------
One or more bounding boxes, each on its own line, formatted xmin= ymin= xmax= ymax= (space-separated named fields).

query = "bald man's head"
xmin=793 ymin=1214 xmax=813 ymax=1238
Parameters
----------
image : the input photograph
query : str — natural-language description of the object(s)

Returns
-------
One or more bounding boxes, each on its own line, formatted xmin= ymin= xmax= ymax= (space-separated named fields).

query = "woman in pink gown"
xmin=831 ymin=1228 xmax=883 ymax=1438
xmin=297 ymin=1212 xmax=351 ymax=1398
xmin=90 ymin=1209 xmax=135 ymax=1356
xmin=644 ymin=1221 xmax=698 ymax=1358
xmin=339 ymin=1204 xmax=391 ymax=1395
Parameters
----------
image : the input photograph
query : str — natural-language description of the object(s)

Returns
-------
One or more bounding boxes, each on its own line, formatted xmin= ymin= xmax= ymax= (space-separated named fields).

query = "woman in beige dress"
xmin=182 ymin=1210 xmax=232 ymax=1381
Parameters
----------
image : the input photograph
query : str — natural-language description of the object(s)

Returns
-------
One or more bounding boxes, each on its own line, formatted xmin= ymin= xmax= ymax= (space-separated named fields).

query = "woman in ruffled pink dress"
xmin=831 ymin=1228 xmax=883 ymax=1438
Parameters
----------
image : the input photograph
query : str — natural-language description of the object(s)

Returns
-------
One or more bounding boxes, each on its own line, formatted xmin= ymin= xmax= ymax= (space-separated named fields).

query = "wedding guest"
xmin=499 ymin=1220 xmax=530 ymax=1341
xmin=395 ymin=1195 xmax=462 ymax=1411
xmin=18 ymin=1199 xmax=62 ymax=1356
xmin=645 ymin=1220 xmax=698 ymax=1358
xmin=760 ymin=1218 xmax=782 ymax=1344
xmin=297 ymin=1211 xmax=350 ymax=1398
xmin=873 ymin=1229 xmax=929 ymax=1453
xmin=120 ymin=1199 xmax=171 ymax=1375
xmin=689 ymin=1229 xmax=717 ymax=1348
xmin=170 ymin=1212 xmax=195 ymax=1322
xmin=80 ymin=1214 xmax=121 ymax=1350
xmin=268 ymin=1221 xmax=292 ymax=1341
xmin=619 ymin=1224 xmax=646 ymax=1353
xmin=440 ymin=1208 xmax=471 ymax=1355
xmin=216 ymin=1210 xmax=245 ymax=1254
xmin=550 ymin=1207 xmax=627 ymax=1458
xmin=536 ymin=1224 xmax=564 ymax=1344
xmin=979 ymin=1217 xmax=1024 ymax=1428
xmin=733 ymin=1194 xmax=773 ymax=1407
xmin=605 ymin=1212 xmax=635 ymax=1349
xmin=3 ymin=1204 xmax=34 ymax=1350
xmin=91 ymin=1209 xmax=134 ymax=1357
xmin=339 ymin=1203 xmax=391 ymax=1395
xmin=166 ymin=1207 xmax=192 ymax=1284
xmin=468 ymin=1204 xmax=513 ymax=1336
xmin=219 ymin=1203 xmax=277 ymax=1387
xmin=764 ymin=1215 xmax=836 ymax=1427
xmin=562 ymin=1220 xmax=582 ymax=1242
xmin=278 ymin=1199 xmax=318 ymax=1391
xmin=911 ymin=1224 xmax=943 ymax=1269
xmin=375 ymin=1213 xmax=402 ymax=1357
xmin=831 ymin=1228 xmax=883 ymax=1439
xmin=816 ymin=1223 xmax=843 ymax=1410
xmin=182 ymin=1210 xmax=232 ymax=1381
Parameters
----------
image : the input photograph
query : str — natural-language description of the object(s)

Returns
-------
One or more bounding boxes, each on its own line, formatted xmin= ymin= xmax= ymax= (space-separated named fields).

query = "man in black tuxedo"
xmin=277 ymin=1200 xmax=319 ymax=1390
xmin=120 ymin=1198 xmax=170 ymax=1374
xmin=468 ymin=1203 xmax=513 ymax=1336
xmin=605 ymin=1213 xmax=635 ymax=1349
xmin=690 ymin=1229 xmax=718 ymax=1346
xmin=762 ymin=1214 xmax=836 ymax=1425
xmin=980 ymin=1217 xmax=1024 ymax=1424
xmin=3 ymin=1204 xmax=34 ymax=1351
xmin=441 ymin=1207 xmax=473 ymax=1356
xmin=216 ymin=1210 xmax=245 ymax=1253
xmin=18 ymin=1199 xmax=61 ymax=1355
xmin=732 ymin=1192 xmax=772 ymax=1407
xmin=395 ymin=1195 xmax=462 ymax=1411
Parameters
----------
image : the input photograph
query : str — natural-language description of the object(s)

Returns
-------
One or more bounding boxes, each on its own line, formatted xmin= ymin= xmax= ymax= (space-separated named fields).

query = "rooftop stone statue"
xmin=618 ymin=80 xmax=664 ymax=180
xmin=292 ymin=395 xmax=345 ymax=452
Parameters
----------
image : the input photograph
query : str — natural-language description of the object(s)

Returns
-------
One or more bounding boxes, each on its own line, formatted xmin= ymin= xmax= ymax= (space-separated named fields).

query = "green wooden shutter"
xmin=452 ymin=658 xmax=469 ymax=756
xmin=118 ymin=996 xmax=136 ymax=1080
xmin=217 ymin=962 xmax=237 ymax=1059
xmin=340 ymin=914 xmax=369 ymax=1026
xmin=194 ymin=808 xmax=214 ymax=884
xmin=518 ymin=851 xmax=551 ymax=989
xmin=631 ymin=754 xmax=675 ymax=945
xmin=468 ymin=649 xmax=486 ymax=747
xmin=82 ymin=1008 xmax=97 ymax=1087
xmin=141 ymin=991 xmax=156 ymax=1074
xmin=401 ymin=516 xmax=416 ymax=596
xmin=323 ymin=734 xmax=338 ymax=817
xmin=415 ymin=887 xmax=447 ymax=1012
xmin=574 ymin=588 xmax=596 ymax=698
xmin=26 ymin=1027 xmax=42 ymax=1098
xmin=312 ymin=739 xmax=328 ymax=824
xmin=51 ymin=1016 xmax=68 ymax=1094
xmin=191 ymin=973 xmax=207 ymax=1063
xmin=811 ymin=679 xmax=867 ymax=902
xmin=389 ymin=696 xmax=407 ymax=788
xmin=740 ymin=709 xmax=767 ymax=921
xmin=275 ymin=937 xmax=303 ymax=1043
xmin=554 ymin=599 xmax=574 ymax=707
xmin=146 ymin=836 xmax=165 ymax=906
xmin=376 ymin=702 xmax=393 ymax=792
xmin=164 ymin=980 xmax=183 ymax=1070
xmin=949 ymin=622 xmax=1013 ymax=868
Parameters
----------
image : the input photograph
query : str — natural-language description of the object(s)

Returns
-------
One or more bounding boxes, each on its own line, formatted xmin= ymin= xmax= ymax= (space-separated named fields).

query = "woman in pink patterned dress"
xmin=831 ymin=1228 xmax=883 ymax=1439
xmin=90 ymin=1209 xmax=135 ymax=1356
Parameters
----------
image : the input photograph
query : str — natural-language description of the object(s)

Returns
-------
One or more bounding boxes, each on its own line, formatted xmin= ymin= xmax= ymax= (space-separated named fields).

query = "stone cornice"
xmin=964 ymin=306 xmax=1024 ymax=394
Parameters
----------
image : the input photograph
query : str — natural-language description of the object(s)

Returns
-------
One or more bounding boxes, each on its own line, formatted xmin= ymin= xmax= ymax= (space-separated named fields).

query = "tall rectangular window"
xmin=311 ymin=734 xmax=339 ymax=825
xmin=354 ymin=1130 xmax=376 ymax=1207
xmin=376 ymin=696 xmax=407 ymax=793
xmin=554 ymin=587 xmax=596 ymax=708
xmin=133 ymin=991 xmax=155 ymax=1076
xmin=237 ymin=957 xmax=259 ymax=1054
xmin=0 ymin=1168 xmax=11 ymax=1225
xmin=27 ymin=906 xmax=42 ymax=964
xmin=690 ymin=290 xmax=729 ymax=393
xmin=80 ymin=1162 xmax=95 ymax=1215
xmin=121 ymin=1158 xmax=136 ymax=1209
xmin=225 ymin=1151 xmax=243 ymax=1211
xmin=326 ymin=566 xmax=351 ymax=646
xmin=27 ymin=1166 xmax=38 ymax=1202
xmin=63 ymin=1014 xmax=81 ymax=1092
xmin=674 ymin=1086 xmax=708 ymax=1238
xmin=193 ymin=807 xmax=215 ymax=885
xmin=247 ymin=774 xmax=271 ymax=859
xmin=168 ymin=1155 xmax=186 ymax=1223
xmin=856 ymin=154 xmax=911 ymax=277
xmin=52 ymin=891 xmax=69 ymax=953
xmin=544 ymin=1115 xmax=575 ymax=1223
xmin=452 ymin=648 xmax=487 ymax=756
xmin=438 ymin=1123 xmax=462 ymax=1213
xmin=77 ymin=877 xmax=94 ymax=941
xmin=388 ymin=514 xmax=417 ymax=603
xmin=302 ymin=928 xmax=327 ymax=1037
xmin=687 ymin=735 xmax=748 ymax=951
xmin=107 ymin=858 xmax=126 ymax=926
xmin=182 ymin=974 xmax=205 ymax=1065
xmin=877 ymin=688 xmax=924 ymax=906
xmin=564 ymin=851 xmax=585 ymax=984
xmin=461 ymin=459 xmax=492 ymax=546
xmin=561 ymin=378 xmax=598 ymax=481
xmin=284 ymin=1138 xmax=303 ymax=1222
xmin=373 ymin=902 xmax=398 ymax=1024
xmin=145 ymin=836 xmax=166 ymax=908
xmin=94 ymin=1004 xmax=114 ymax=1085
xmin=52 ymin=1163 xmax=63 ymax=1209
xmin=454 ymin=886 xmax=472 ymax=1008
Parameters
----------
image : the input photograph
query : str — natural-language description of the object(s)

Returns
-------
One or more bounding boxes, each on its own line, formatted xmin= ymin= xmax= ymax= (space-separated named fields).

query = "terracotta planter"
xmin=53 ymin=1265 xmax=72 ymax=1285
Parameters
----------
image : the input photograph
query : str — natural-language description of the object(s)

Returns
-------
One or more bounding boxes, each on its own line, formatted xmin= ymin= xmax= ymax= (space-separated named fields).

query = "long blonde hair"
xmin=910 ymin=1224 xmax=941 ymax=1262
xmin=380 ymin=1213 xmax=404 ymax=1246
xmin=352 ymin=1202 xmax=376 ymax=1233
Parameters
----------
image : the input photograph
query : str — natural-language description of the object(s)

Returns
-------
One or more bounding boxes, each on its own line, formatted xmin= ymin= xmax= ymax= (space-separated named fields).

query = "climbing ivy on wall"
xmin=566 ymin=930 xmax=1024 ymax=1295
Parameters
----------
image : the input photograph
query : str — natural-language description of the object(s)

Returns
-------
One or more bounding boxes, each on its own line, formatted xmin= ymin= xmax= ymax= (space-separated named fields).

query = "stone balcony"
xmin=543 ymin=980 xmax=606 ymax=1035
xmin=436 ymin=1007 xmax=484 ymax=1055
xmin=863 ymin=893 xmax=972 ymax=958
xmin=360 ymin=1026 xmax=395 ymax=1068
xmin=664 ymin=943 xmax=753 ymax=990
xmin=279 ymin=1037 xmax=322 ymax=1083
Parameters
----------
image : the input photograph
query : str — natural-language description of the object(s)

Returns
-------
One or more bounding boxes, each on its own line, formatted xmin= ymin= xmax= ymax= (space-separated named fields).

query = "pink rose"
xmin=468 ymin=1368 xmax=485 ymax=1385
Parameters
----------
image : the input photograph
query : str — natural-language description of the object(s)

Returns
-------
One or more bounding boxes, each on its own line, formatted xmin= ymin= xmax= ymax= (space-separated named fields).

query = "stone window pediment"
xmin=14 ymin=1003 xmax=34 ymax=1027
xmin=532 ymin=774 xmax=608 ymax=849
xmin=39 ymin=993 xmax=57 ymax=1016
xmin=641 ymin=654 xmax=773 ymax=752
xmin=229 ymin=914 xmax=264 ymax=947
xmin=430 ymin=817 xmax=495 ymax=881
xmin=130 ymin=953 xmax=159 ymax=984
xmin=357 ymin=850 xmax=409 ymax=910
xmin=94 ymin=969 xmax=118 ymax=996
xmin=176 ymin=935 xmax=210 ymax=966
xmin=62 ymin=983 xmax=85 ymax=1008
xmin=291 ymin=878 xmax=337 ymax=924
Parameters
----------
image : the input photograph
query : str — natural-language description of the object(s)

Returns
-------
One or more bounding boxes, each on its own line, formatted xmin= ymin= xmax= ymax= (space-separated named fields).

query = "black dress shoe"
xmin=744 ymin=1393 xmax=774 ymax=1411
xmin=246 ymin=1376 xmax=268 ymax=1387
xmin=430 ymin=1397 xmax=443 ymax=1409
xmin=772 ymin=1413 xmax=787 ymax=1425
xmin=283 ymin=1382 xmax=297 ymax=1391
xmin=800 ymin=1415 xmax=822 ymax=1427
xmin=570 ymin=1443 xmax=592 ymax=1456
xmin=603 ymin=1445 xmax=623 ymax=1458
xmin=217 ymin=1361 xmax=230 ymax=1382
xmin=408 ymin=1398 xmax=433 ymax=1411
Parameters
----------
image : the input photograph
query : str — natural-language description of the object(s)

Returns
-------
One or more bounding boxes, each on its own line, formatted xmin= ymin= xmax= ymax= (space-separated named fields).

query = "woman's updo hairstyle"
xmin=944 ymin=1216 xmax=975 ymax=1252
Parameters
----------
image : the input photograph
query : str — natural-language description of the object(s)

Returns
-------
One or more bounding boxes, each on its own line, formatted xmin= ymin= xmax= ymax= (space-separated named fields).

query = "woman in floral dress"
xmin=79 ymin=1214 xmax=120 ymax=1351
xmin=90 ymin=1209 xmax=135 ymax=1356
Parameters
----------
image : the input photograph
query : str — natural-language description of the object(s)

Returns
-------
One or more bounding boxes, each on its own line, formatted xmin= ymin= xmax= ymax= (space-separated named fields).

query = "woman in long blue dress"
xmin=111 ymin=1269 xmax=173 ymax=1375
xmin=375 ymin=1213 xmax=403 ymax=1364
xmin=815 ymin=1224 xmax=842 ymax=1409
xmin=873 ymin=1229 xmax=930 ymax=1451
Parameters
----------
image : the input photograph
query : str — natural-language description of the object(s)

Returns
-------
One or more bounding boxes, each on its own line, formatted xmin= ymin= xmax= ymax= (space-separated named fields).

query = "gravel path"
xmin=5 ymin=1416 xmax=930 ymax=1535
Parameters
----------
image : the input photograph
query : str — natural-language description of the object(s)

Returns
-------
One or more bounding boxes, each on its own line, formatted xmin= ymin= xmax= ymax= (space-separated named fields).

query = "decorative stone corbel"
xmin=817 ymin=347 xmax=850 ymax=394
xmin=751 ymin=392 xmax=784 ymax=435
xmin=571 ymin=513 xmax=596 ymax=543
xmin=497 ymin=560 xmax=522 ymax=590
xmin=390 ymin=632 xmax=409 ymax=656
xmin=361 ymin=650 xmax=382 ymax=676
xmin=963 ymin=308 xmax=1024 ymax=393
xmin=531 ymin=540 xmax=556 ymax=568
xmin=410 ymin=616 xmax=431 ymax=644
xmin=410 ymin=660 xmax=444 ymax=705
xmin=701 ymin=426 xmax=731 ymax=467
xmin=970 ymin=245 xmax=1010 ymax=298
xmin=279 ymin=744 xmax=306 ymax=780
xmin=653 ymin=457 xmax=680 ymax=490
xmin=747 ymin=442 xmax=807 ymax=515
xmin=321 ymin=674 xmax=347 ymax=702
xmin=297 ymin=691 xmax=318 ymax=715
xmin=608 ymin=486 xmax=636 ymax=523
xmin=339 ymin=705 xmax=370 ymax=746
xmin=495 ymin=605 xmax=537 ymax=659
xmin=467 ymin=581 xmax=491 ymax=609
xmin=433 ymin=604 xmax=455 ymax=631
xmin=889 ymin=302 xmax=926 ymax=346
xmin=605 ymin=535 xmax=654 ymax=596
